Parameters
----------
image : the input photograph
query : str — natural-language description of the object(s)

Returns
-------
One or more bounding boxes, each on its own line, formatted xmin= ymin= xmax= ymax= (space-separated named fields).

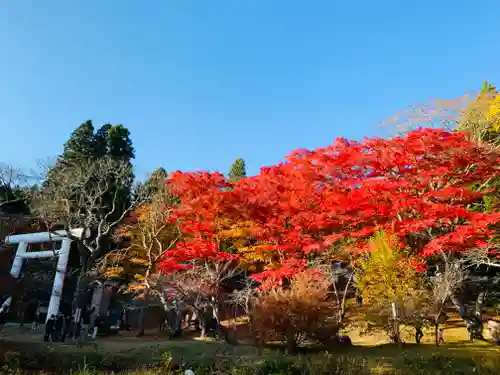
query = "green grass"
xmin=2 ymin=337 xmax=500 ymax=374
xmin=2 ymin=320 xmax=500 ymax=374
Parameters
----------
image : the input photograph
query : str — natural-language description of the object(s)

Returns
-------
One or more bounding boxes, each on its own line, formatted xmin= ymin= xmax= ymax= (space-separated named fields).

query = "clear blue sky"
xmin=1 ymin=1 xmax=499 ymax=179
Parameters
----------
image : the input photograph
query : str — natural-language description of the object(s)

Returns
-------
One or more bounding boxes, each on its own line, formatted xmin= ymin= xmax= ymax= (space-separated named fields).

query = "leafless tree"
xmin=0 ymin=163 xmax=38 ymax=212
xmin=380 ymin=93 xmax=472 ymax=135
xmin=310 ymin=254 xmax=355 ymax=328
xmin=463 ymin=245 xmax=500 ymax=270
xmin=162 ymin=260 xmax=242 ymax=338
xmin=31 ymin=155 xmax=146 ymax=322
xmin=227 ymin=277 xmax=259 ymax=336
xmin=426 ymin=257 xmax=466 ymax=346
xmin=459 ymin=246 xmax=500 ymax=337
xmin=228 ymin=277 xmax=258 ymax=317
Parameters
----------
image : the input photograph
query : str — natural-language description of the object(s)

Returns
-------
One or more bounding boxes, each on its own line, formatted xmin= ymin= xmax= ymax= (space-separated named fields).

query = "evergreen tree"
xmin=61 ymin=120 xmax=98 ymax=163
xmin=138 ymin=168 xmax=169 ymax=203
xmin=228 ymin=158 xmax=247 ymax=182
xmin=93 ymin=123 xmax=112 ymax=158
xmin=107 ymin=124 xmax=135 ymax=160
xmin=57 ymin=120 xmax=135 ymax=165
xmin=44 ymin=120 xmax=136 ymax=234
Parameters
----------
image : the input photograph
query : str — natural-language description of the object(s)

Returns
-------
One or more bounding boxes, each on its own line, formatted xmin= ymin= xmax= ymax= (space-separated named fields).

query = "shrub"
xmin=251 ymin=270 xmax=343 ymax=352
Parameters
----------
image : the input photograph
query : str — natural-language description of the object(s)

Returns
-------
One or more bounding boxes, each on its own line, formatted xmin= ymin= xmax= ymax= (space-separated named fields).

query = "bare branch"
xmin=463 ymin=245 xmax=500 ymax=269
xmin=31 ymin=156 xmax=138 ymax=251
xmin=380 ymin=93 xmax=472 ymax=135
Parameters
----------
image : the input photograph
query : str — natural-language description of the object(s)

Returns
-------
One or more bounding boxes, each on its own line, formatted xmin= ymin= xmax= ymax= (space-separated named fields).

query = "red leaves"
xmin=250 ymin=259 xmax=309 ymax=289
xmin=159 ymin=128 xmax=500 ymax=285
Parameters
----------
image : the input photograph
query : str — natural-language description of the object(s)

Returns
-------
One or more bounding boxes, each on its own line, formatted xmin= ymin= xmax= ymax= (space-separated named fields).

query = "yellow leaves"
xmin=100 ymin=193 xmax=180 ymax=300
xmin=487 ymin=95 xmax=500 ymax=133
xmin=102 ymin=266 xmax=126 ymax=279
xmin=238 ymin=245 xmax=274 ymax=266
xmin=487 ymin=95 xmax=500 ymax=119
xmin=129 ymin=257 xmax=149 ymax=266
xmin=134 ymin=273 xmax=145 ymax=282
xmin=458 ymin=86 xmax=500 ymax=146
xmin=355 ymin=231 xmax=423 ymax=306
xmin=128 ymin=284 xmax=147 ymax=297
xmin=211 ymin=218 xmax=275 ymax=269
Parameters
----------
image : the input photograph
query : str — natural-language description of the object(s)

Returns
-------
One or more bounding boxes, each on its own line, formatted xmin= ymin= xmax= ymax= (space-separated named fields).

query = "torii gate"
xmin=0 ymin=229 xmax=85 ymax=322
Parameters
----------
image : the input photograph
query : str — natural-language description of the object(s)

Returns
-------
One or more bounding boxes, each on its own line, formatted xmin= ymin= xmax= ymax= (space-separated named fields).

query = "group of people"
xmin=43 ymin=306 xmax=104 ymax=342
xmin=43 ymin=312 xmax=72 ymax=342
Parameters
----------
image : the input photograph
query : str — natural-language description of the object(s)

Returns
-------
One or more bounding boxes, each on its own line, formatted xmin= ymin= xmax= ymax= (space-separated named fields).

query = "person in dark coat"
xmin=44 ymin=315 xmax=56 ymax=342
xmin=31 ymin=302 xmax=41 ymax=331
xmin=81 ymin=307 xmax=94 ymax=338
xmin=0 ymin=307 xmax=8 ymax=333
xmin=54 ymin=313 xmax=64 ymax=341
xmin=415 ymin=323 xmax=424 ymax=344
xmin=60 ymin=313 xmax=71 ymax=343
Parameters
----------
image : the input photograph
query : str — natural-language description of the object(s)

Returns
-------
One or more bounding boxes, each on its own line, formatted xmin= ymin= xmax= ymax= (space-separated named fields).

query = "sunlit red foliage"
xmin=161 ymin=128 xmax=500 ymax=286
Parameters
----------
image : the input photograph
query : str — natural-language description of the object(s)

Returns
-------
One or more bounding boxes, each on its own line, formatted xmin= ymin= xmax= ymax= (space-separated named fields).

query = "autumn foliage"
xmin=162 ymin=128 xmax=500 ymax=287
xmin=251 ymin=270 xmax=342 ymax=352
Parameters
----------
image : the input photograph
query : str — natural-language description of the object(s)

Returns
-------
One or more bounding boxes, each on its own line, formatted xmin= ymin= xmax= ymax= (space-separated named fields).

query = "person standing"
xmin=54 ymin=313 xmax=64 ymax=341
xmin=31 ymin=302 xmax=41 ymax=331
xmin=81 ymin=306 xmax=94 ymax=339
xmin=60 ymin=313 xmax=71 ymax=343
xmin=44 ymin=314 xmax=56 ymax=342
xmin=415 ymin=322 xmax=424 ymax=344
xmin=91 ymin=314 xmax=104 ymax=339
xmin=438 ymin=328 xmax=445 ymax=344
xmin=0 ymin=306 xmax=8 ymax=334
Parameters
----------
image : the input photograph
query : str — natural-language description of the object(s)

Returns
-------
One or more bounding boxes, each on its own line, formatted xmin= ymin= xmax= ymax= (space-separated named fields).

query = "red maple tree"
xmin=161 ymin=128 xmax=500 ymax=287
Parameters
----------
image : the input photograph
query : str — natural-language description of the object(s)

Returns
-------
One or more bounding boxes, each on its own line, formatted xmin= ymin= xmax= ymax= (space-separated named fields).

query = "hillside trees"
xmin=149 ymin=127 xmax=499 ymax=346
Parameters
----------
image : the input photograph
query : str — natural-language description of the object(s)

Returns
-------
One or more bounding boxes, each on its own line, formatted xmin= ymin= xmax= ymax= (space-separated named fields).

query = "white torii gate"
xmin=1 ymin=229 xmax=85 ymax=322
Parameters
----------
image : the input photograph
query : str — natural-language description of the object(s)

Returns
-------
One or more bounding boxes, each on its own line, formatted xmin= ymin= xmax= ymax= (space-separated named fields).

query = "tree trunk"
xmin=434 ymin=323 xmax=439 ymax=347
xmin=137 ymin=307 xmax=145 ymax=336
xmin=72 ymin=241 xmax=92 ymax=337
xmin=199 ymin=314 xmax=207 ymax=338
xmin=72 ymin=273 xmax=89 ymax=338
xmin=285 ymin=328 xmax=297 ymax=354
xmin=451 ymin=290 xmax=486 ymax=340
xmin=475 ymin=290 xmax=486 ymax=338
xmin=450 ymin=293 xmax=467 ymax=319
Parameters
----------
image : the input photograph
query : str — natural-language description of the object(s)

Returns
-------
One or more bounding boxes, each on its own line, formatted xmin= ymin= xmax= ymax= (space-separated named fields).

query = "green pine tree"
xmin=61 ymin=120 xmax=98 ymax=162
xmin=106 ymin=124 xmax=135 ymax=160
xmin=45 ymin=120 xmax=136 ymax=222
xmin=228 ymin=158 xmax=246 ymax=182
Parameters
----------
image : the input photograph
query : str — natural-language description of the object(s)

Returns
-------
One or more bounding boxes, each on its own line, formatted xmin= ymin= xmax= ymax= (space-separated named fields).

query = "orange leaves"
xmin=107 ymin=188 xmax=181 ymax=292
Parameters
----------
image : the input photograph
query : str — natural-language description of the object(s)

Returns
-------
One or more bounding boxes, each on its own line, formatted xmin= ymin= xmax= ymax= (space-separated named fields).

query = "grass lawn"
xmin=1 ymin=318 xmax=500 ymax=374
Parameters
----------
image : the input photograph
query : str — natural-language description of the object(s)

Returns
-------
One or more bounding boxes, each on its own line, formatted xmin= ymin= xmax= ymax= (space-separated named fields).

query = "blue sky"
xmin=0 ymin=1 xmax=499 ymax=179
